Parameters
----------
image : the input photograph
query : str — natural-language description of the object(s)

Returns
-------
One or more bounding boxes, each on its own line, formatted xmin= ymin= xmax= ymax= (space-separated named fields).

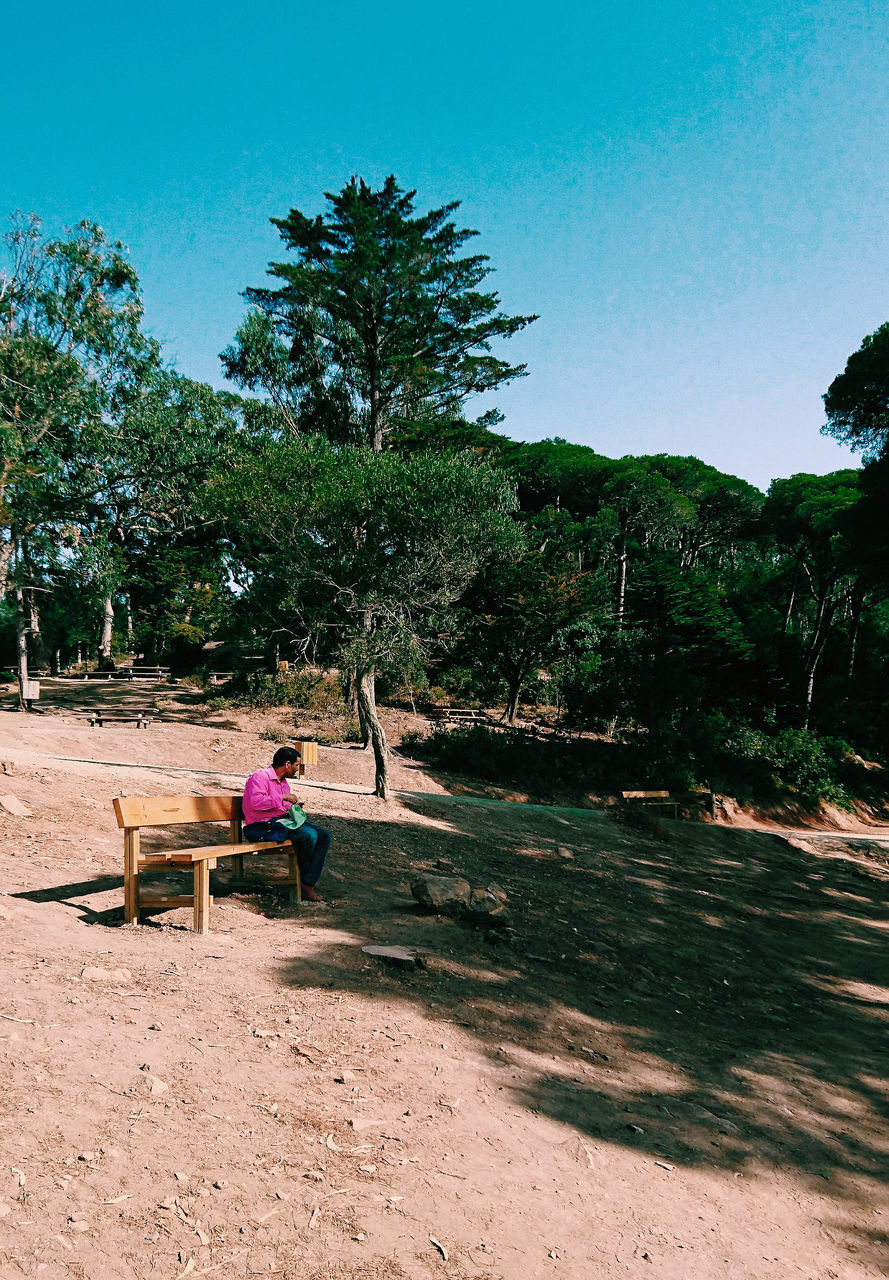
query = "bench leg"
xmin=124 ymin=829 xmax=140 ymax=925
xmin=194 ymin=861 xmax=211 ymax=934
xmin=288 ymin=848 xmax=302 ymax=905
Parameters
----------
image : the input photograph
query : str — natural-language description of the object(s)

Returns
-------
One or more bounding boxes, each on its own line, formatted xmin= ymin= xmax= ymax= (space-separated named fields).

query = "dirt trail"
xmin=1 ymin=684 xmax=889 ymax=1278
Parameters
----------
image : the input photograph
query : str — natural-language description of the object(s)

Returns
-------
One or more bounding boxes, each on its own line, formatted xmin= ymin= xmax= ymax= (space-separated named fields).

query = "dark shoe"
xmin=301 ymin=884 xmax=323 ymax=902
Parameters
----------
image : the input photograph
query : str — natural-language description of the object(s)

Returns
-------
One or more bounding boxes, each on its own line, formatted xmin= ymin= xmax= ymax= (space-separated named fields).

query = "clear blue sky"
xmin=6 ymin=0 xmax=886 ymax=491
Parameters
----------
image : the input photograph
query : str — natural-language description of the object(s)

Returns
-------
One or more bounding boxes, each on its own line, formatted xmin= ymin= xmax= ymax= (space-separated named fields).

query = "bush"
xmin=705 ymin=716 xmax=852 ymax=806
xmin=313 ymin=719 xmax=363 ymax=745
xmin=212 ymin=669 xmax=345 ymax=713
xmin=259 ymin=725 xmax=291 ymax=743
xmin=400 ymin=724 xmax=624 ymax=796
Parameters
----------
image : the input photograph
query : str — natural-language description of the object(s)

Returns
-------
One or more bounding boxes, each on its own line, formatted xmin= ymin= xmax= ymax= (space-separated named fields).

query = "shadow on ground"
xmin=17 ymin=786 xmax=889 ymax=1266
xmin=258 ymin=796 xmax=889 ymax=1245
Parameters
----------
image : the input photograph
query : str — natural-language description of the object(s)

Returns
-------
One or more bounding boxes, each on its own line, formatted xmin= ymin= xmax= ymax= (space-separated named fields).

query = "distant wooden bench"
xmin=208 ymin=671 xmax=233 ymax=685
xmin=113 ymin=793 xmax=302 ymax=934
xmin=428 ymin=707 xmax=486 ymax=725
xmin=87 ymin=710 xmax=153 ymax=728
xmin=127 ymin=666 xmax=172 ymax=680
xmin=621 ymin=789 xmax=715 ymax=820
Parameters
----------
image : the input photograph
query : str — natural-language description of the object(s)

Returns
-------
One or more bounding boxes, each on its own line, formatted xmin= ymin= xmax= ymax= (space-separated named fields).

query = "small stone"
xmin=76 ymin=1152 xmax=95 ymax=1162
xmin=212 ymin=1180 xmax=227 ymax=1190
xmin=81 ymin=966 xmax=132 ymax=984
xmin=361 ymin=945 xmax=423 ymax=969
xmin=145 ymin=1074 xmax=169 ymax=1096
xmin=334 ymin=1070 xmax=357 ymax=1083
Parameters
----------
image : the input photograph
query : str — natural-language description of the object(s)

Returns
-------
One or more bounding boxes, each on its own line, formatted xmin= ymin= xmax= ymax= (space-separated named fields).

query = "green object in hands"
xmin=278 ymin=804 xmax=307 ymax=831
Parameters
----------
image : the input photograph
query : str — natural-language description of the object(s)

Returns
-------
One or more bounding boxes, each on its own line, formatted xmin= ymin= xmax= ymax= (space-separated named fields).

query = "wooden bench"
xmin=113 ymin=794 xmax=302 ymax=934
xmin=87 ymin=710 xmax=153 ymax=728
xmin=428 ymin=707 xmax=486 ymax=725
xmin=621 ymin=789 xmax=715 ymax=820
xmin=128 ymin=665 xmax=172 ymax=680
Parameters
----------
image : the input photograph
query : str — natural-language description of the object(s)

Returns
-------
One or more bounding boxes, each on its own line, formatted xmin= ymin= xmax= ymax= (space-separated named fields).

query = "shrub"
xmin=313 ymin=719 xmax=363 ymax=745
xmin=214 ymin=669 xmax=345 ymax=713
xmin=259 ymin=725 xmax=291 ymax=743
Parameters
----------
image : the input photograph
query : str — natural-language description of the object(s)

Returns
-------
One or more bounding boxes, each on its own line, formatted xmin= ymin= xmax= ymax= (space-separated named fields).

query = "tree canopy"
xmin=222 ymin=176 xmax=537 ymax=450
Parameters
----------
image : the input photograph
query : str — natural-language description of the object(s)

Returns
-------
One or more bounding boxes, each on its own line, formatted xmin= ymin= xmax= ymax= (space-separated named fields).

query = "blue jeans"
xmin=243 ymin=819 xmax=331 ymax=887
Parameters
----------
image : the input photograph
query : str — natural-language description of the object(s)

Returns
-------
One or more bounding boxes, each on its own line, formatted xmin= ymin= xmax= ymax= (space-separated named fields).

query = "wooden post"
xmin=194 ymin=860 xmax=211 ymax=934
xmin=230 ymin=812 xmax=244 ymax=879
xmin=288 ymin=847 xmax=302 ymax=905
xmin=124 ymin=828 xmax=140 ymax=925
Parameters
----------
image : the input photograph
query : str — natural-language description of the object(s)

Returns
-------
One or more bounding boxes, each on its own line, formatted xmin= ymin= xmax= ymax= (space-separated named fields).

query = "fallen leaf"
xmin=429 ymin=1236 xmax=449 ymax=1261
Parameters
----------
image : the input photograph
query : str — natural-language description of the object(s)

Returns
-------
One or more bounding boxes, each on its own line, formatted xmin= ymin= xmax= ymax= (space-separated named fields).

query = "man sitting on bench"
xmin=243 ymin=747 xmax=331 ymax=901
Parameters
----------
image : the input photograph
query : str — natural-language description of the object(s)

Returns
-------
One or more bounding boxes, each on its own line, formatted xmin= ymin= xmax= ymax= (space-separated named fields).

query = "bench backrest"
xmin=113 ymin=794 xmax=243 ymax=829
xmin=621 ymin=790 xmax=672 ymax=799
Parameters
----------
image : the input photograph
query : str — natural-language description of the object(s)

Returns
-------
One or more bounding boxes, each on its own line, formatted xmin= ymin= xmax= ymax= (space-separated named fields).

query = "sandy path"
xmin=1 ymin=692 xmax=888 ymax=1278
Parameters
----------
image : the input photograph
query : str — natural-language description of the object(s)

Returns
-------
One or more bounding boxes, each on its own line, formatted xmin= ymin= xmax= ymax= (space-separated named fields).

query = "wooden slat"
xmin=139 ymin=895 xmax=214 ymax=908
xmin=298 ymin=740 xmax=319 ymax=767
xmin=621 ymin=790 xmax=672 ymax=799
xmin=135 ymin=839 xmax=293 ymax=863
xmin=113 ymin=794 xmax=241 ymax=829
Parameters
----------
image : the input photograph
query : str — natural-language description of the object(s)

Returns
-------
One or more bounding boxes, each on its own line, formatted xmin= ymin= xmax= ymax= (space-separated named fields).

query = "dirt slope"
xmin=1 ymin=683 xmax=889 ymax=1278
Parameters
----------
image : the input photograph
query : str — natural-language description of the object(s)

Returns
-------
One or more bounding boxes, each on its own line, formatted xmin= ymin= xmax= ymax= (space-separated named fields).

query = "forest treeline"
xmin=2 ymin=180 xmax=888 ymax=803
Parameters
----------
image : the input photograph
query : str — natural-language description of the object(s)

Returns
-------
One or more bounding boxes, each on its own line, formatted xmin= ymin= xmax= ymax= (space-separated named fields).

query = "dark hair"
xmin=272 ymin=746 xmax=301 ymax=768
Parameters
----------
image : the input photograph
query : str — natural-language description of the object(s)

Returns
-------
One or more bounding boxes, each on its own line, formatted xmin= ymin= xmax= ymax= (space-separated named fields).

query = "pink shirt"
xmin=242 ymin=765 xmax=292 ymax=825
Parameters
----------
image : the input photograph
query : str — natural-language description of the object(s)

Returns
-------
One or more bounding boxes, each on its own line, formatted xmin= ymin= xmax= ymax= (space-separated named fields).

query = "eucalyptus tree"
xmin=0 ymin=214 xmax=151 ymax=697
xmin=223 ymin=176 xmax=536 ymax=450
xmin=75 ymin=371 xmax=239 ymax=662
xmin=206 ymin=438 xmax=519 ymax=797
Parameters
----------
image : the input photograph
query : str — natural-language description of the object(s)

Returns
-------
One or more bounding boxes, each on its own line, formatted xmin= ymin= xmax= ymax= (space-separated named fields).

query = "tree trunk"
xmin=14 ymin=583 xmax=30 ymax=711
xmin=343 ymin=666 xmax=359 ymax=717
xmin=0 ymin=539 xmax=13 ymax=601
xmin=99 ymin=593 xmax=114 ymax=665
xmin=125 ymin=594 xmax=134 ymax=649
xmin=357 ymin=671 xmax=375 ymax=749
xmin=357 ymin=668 xmax=389 ymax=799
xmin=616 ymin=531 xmax=628 ymax=630
xmin=503 ymin=667 xmax=524 ymax=725
xmin=847 ymin=589 xmax=865 ymax=679
xmin=28 ymin=593 xmax=48 ymax=670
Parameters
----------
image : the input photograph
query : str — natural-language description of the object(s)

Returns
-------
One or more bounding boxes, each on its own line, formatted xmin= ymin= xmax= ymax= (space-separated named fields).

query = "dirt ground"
xmin=2 ymin=679 xmax=889 ymax=1279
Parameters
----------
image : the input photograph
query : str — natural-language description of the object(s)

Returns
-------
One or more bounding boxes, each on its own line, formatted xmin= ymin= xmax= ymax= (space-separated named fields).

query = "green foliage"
xmin=205 ymin=436 xmax=519 ymax=681
xmin=823 ymin=321 xmax=889 ymax=462
xmin=710 ymin=720 xmax=852 ymax=806
xmin=219 ymin=669 xmax=344 ymax=712
xmin=225 ymin=176 xmax=536 ymax=450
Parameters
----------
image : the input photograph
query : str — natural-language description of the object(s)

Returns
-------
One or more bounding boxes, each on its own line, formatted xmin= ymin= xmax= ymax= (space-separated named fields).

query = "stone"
xmin=81 ymin=967 xmax=132 ymax=984
xmin=361 ymin=945 xmax=424 ymax=969
xmin=468 ymin=884 xmax=509 ymax=918
xmin=410 ymin=875 xmax=471 ymax=912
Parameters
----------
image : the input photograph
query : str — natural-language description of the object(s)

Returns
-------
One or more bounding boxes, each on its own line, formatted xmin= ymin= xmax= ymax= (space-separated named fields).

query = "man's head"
xmin=272 ymin=746 xmax=302 ymax=778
